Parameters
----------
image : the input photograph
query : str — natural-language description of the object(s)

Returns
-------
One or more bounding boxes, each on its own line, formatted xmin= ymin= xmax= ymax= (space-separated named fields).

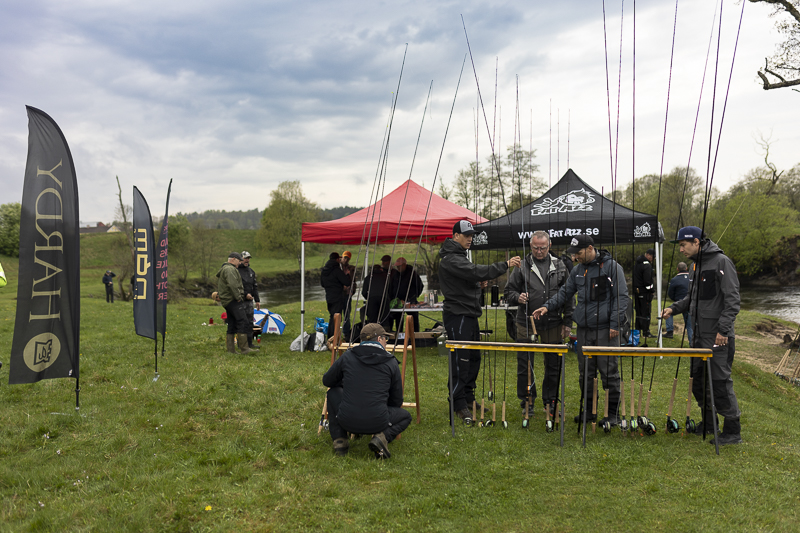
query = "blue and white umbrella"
xmin=254 ymin=309 xmax=286 ymax=335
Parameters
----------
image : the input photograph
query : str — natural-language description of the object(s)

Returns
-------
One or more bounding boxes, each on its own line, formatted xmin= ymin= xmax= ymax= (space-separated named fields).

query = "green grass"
xmin=1 ymin=254 xmax=800 ymax=531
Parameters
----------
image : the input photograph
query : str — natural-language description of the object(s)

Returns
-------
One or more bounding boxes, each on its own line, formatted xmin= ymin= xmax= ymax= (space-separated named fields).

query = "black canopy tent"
xmin=470 ymin=169 xmax=663 ymax=250
xmin=471 ymin=169 xmax=665 ymax=343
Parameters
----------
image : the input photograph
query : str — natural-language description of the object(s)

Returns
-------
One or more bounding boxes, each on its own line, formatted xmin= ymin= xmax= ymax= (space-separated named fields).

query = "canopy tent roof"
xmin=302 ymin=179 xmax=487 ymax=245
xmin=471 ymin=169 xmax=663 ymax=250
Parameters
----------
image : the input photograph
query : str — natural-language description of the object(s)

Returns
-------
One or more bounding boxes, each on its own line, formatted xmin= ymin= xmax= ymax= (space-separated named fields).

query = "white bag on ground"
xmin=290 ymin=332 xmax=328 ymax=352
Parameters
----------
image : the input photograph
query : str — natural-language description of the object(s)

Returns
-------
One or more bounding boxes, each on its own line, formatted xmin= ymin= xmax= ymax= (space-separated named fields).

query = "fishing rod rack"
xmin=445 ymin=340 xmax=570 ymax=446
xmin=581 ymin=346 xmax=721 ymax=455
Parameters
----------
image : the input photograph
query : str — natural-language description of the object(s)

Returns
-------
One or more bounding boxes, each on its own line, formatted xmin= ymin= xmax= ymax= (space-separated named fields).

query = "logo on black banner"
xmin=472 ymin=231 xmax=489 ymax=246
xmin=23 ymin=332 xmax=61 ymax=372
xmin=530 ymin=188 xmax=596 ymax=216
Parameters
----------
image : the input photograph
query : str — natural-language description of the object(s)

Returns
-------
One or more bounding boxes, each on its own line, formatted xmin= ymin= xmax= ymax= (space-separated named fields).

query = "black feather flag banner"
xmin=133 ymin=187 xmax=156 ymax=340
xmin=156 ymin=180 xmax=172 ymax=335
xmin=10 ymin=106 xmax=80 ymax=385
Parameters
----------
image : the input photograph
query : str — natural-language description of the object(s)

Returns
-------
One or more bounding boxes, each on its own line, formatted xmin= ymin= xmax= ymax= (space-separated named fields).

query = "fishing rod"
xmin=638 ymin=356 xmax=658 ymax=436
xmin=665 ymin=356 xmax=681 ymax=433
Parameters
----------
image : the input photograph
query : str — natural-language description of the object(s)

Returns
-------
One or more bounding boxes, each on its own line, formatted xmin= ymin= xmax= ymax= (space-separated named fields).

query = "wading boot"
xmin=237 ymin=334 xmax=253 ymax=354
xmin=247 ymin=336 xmax=260 ymax=351
xmin=226 ymin=334 xmax=236 ymax=354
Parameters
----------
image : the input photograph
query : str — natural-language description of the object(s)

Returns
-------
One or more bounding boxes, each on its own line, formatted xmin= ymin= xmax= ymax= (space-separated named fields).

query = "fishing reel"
xmin=629 ymin=417 xmax=638 ymax=431
xmin=488 ymin=391 xmax=494 ymax=401
xmin=637 ymin=416 xmax=657 ymax=436
xmin=685 ymin=418 xmax=696 ymax=434
xmin=620 ymin=419 xmax=628 ymax=432
xmin=522 ymin=418 xmax=530 ymax=429
xmin=483 ymin=419 xmax=495 ymax=428
xmin=545 ymin=420 xmax=554 ymax=433
xmin=603 ymin=419 xmax=612 ymax=433
xmin=502 ymin=420 xmax=508 ymax=429
xmin=666 ymin=417 xmax=680 ymax=434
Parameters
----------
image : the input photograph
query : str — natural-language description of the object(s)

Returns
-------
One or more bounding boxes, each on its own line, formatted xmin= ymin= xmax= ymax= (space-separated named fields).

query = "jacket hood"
xmin=439 ymin=238 xmax=467 ymax=258
xmin=635 ymin=254 xmax=650 ymax=264
xmin=351 ymin=342 xmax=397 ymax=365
xmin=321 ymin=259 xmax=339 ymax=276
xmin=587 ymin=248 xmax=612 ymax=266
xmin=216 ymin=262 xmax=235 ymax=278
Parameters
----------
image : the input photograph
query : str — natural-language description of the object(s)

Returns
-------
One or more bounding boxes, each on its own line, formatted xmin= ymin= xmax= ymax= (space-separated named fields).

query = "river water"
xmin=261 ymin=279 xmax=800 ymax=323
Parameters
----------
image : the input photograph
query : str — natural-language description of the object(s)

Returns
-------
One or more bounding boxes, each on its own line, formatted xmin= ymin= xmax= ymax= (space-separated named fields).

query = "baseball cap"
xmin=342 ymin=250 xmax=352 ymax=259
xmin=361 ymin=323 xmax=388 ymax=341
xmin=453 ymin=220 xmax=476 ymax=236
xmin=565 ymin=235 xmax=594 ymax=254
xmin=229 ymin=252 xmax=244 ymax=260
xmin=670 ymin=226 xmax=703 ymax=243
xmin=241 ymin=251 xmax=251 ymax=259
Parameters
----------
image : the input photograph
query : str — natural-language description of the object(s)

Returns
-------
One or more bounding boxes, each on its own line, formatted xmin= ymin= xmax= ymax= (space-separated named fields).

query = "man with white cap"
xmin=439 ymin=220 xmax=521 ymax=424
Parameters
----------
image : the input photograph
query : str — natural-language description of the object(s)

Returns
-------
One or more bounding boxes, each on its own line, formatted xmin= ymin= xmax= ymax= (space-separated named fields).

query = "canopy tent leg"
xmin=301 ymin=241 xmax=306 ymax=353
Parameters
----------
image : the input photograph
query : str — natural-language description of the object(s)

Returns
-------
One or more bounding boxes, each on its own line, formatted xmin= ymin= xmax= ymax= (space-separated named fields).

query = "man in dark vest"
xmin=320 ymin=252 xmax=351 ymax=337
xmin=238 ymin=251 xmax=260 ymax=351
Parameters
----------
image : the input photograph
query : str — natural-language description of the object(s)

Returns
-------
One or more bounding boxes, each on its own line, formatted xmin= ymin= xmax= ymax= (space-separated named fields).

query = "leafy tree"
xmin=749 ymin=0 xmax=800 ymax=92
xmin=257 ymin=181 xmax=318 ymax=268
xmin=705 ymin=190 xmax=799 ymax=275
xmin=614 ymin=166 xmax=706 ymax=239
xmin=192 ymin=221 xmax=224 ymax=283
xmin=0 ymin=202 xmax=21 ymax=257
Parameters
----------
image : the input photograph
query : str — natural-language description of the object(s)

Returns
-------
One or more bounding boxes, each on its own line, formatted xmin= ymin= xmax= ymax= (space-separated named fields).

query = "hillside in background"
xmin=171 ymin=206 xmax=362 ymax=230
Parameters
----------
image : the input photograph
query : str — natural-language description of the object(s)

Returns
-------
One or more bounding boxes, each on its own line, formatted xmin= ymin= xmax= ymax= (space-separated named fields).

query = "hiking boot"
xmin=710 ymin=433 xmax=742 ymax=446
xmin=663 ymin=332 xmax=674 ymax=339
xmin=226 ymin=334 xmax=236 ymax=354
xmin=368 ymin=432 xmax=391 ymax=459
xmin=521 ymin=404 xmax=536 ymax=418
xmin=456 ymin=408 xmax=473 ymax=425
xmin=332 ymin=438 xmax=349 ymax=457
xmin=237 ymin=334 xmax=253 ymax=354
xmin=643 ymin=331 xmax=656 ymax=338
xmin=247 ymin=338 xmax=260 ymax=351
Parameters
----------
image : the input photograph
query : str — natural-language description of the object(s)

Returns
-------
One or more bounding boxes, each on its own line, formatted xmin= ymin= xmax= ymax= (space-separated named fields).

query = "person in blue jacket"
xmin=665 ymin=261 xmax=693 ymax=341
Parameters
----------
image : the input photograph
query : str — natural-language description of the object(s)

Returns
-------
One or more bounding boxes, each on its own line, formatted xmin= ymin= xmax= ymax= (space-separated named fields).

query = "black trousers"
xmin=105 ymin=284 xmax=114 ymax=303
xmin=245 ymin=301 xmax=256 ymax=344
xmin=444 ymin=313 xmax=481 ymax=412
xmin=634 ymin=293 xmax=653 ymax=332
xmin=575 ymin=327 xmax=621 ymax=419
xmin=515 ymin=324 xmax=562 ymax=407
xmin=224 ymin=301 xmax=249 ymax=334
xmin=326 ymin=298 xmax=344 ymax=337
xmin=691 ymin=337 xmax=741 ymax=422
xmin=326 ymin=387 xmax=411 ymax=442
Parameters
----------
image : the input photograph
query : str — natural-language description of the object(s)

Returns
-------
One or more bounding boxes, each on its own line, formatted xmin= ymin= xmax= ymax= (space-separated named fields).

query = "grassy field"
xmin=1 ymin=253 xmax=799 ymax=532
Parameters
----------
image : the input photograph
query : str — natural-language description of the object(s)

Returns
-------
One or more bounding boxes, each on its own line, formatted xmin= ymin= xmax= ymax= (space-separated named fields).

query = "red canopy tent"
xmin=299 ymin=179 xmax=485 ymax=345
xmin=301 ymin=179 xmax=486 ymax=244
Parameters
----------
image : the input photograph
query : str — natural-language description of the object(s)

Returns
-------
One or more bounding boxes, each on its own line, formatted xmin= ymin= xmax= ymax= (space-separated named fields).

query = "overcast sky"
xmin=0 ymin=0 xmax=797 ymax=225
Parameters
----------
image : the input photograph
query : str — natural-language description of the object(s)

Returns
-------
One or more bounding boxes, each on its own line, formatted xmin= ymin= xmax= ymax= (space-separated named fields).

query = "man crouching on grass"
xmin=322 ymin=323 xmax=411 ymax=458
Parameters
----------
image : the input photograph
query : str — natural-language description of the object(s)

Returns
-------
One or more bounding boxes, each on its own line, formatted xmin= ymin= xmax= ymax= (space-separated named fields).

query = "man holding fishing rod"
xmin=660 ymin=226 xmax=742 ymax=446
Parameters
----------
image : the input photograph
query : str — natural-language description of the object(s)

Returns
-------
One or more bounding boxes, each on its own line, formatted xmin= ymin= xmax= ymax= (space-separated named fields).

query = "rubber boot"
xmin=711 ymin=418 xmax=742 ymax=446
xmin=226 ymin=334 xmax=236 ymax=354
xmin=247 ymin=333 xmax=259 ymax=351
xmin=237 ymin=334 xmax=253 ymax=354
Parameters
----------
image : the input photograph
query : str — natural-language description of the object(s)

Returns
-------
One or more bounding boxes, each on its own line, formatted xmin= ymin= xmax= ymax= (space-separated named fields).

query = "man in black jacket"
xmin=322 ymin=323 xmax=411 ymax=458
xmin=505 ymin=231 xmax=573 ymax=418
xmin=440 ymin=220 xmax=521 ymax=423
xmin=238 ymin=251 xmax=260 ymax=351
xmin=661 ymin=226 xmax=741 ymax=445
xmin=320 ymin=252 xmax=351 ymax=337
xmin=102 ymin=270 xmax=116 ymax=303
xmin=533 ymin=235 xmax=628 ymax=426
xmin=633 ymin=248 xmax=656 ymax=341
xmin=362 ymin=255 xmax=393 ymax=329
xmin=388 ymin=257 xmax=424 ymax=332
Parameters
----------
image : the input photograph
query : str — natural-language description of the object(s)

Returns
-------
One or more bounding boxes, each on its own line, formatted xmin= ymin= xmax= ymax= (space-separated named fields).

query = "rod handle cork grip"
xmin=502 ymin=401 xmax=507 ymax=422
xmin=667 ymin=377 xmax=678 ymax=418
xmin=529 ymin=315 xmax=538 ymax=337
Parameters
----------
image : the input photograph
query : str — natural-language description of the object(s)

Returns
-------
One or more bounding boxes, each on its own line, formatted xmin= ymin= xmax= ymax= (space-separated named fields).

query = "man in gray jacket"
xmin=505 ymin=231 xmax=573 ymax=418
xmin=660 ymin=226 xmax=742 ymax=446
xmin=533 ymin=235 xmax=627 ymax=426
xmin=439 ymin=220 xmax=521 ymax=423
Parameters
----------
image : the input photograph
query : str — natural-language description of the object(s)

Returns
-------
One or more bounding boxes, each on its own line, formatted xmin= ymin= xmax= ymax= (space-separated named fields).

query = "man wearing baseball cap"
xmin=238 ymin=251 xmax=260 ymax=351
xmin=322 ymin=323 xmax=411 ymax=458
xmin=660 ymin=226 xmax=742 ymax=446
xmin=533 ymin=234 xmax=628 ymax=427
xmin=439 ymin=220 xmax=521 ymax=424
xmin=216 ymin=252 xmax=253 ymax=354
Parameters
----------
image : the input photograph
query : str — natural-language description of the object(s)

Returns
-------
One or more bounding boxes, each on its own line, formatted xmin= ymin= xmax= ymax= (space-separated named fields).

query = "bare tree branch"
xmin=750 ymin=0 xmax=800 ymax=91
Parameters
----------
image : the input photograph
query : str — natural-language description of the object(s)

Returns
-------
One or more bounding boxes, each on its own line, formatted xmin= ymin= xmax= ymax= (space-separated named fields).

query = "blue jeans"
xmin=666 ymin=312 xmax=693 ymax=341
